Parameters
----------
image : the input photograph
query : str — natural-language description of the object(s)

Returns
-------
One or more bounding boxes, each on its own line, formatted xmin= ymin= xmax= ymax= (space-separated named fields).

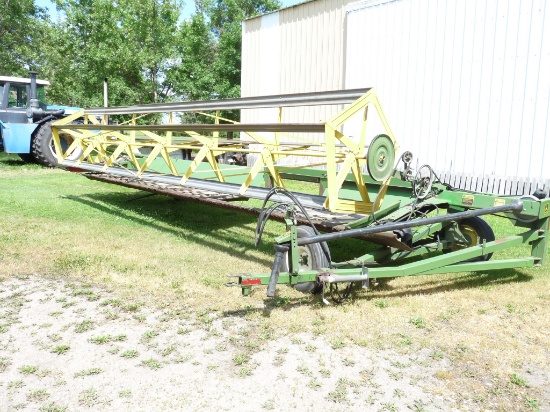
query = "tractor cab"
xmin=1 ymin=77 xmax=47 ymax=109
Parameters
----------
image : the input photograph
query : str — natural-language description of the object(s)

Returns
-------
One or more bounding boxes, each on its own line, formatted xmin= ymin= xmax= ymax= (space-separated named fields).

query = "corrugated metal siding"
xmin=242 ymin=0 xmax=355 ymax=166
xmin=344 ymin=0 xmax=550 ymax=195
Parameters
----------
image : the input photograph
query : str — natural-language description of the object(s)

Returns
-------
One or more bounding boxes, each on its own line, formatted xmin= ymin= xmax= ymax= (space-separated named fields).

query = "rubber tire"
xmin=31 ymin=122 xmax=58 ymax=167
xmin=31 ymin=122 xmax=82 ymax=168
xmin=445 ymin=216 xmax=495 ymax=262
xmin=280 ymin=226 xmax=330 ymax=294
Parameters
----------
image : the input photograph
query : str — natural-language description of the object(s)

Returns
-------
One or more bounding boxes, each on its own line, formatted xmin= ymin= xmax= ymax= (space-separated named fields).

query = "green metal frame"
xmin=236 ymin=186 xmax=549 ymax=298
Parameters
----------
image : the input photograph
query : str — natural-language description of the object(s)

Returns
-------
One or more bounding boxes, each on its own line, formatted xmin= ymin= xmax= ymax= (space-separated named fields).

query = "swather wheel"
xmin=445 ymin=216 xmax=495 ymax=262
xmin=280 ymin=225 xmax=330 ymax=294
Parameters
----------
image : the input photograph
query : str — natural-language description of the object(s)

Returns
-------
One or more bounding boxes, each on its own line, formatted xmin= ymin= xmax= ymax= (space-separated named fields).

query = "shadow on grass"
xmin=222 ymin=297 xmax=317 ymax=318
xmin=1 ymin=158 xmax=26 ymax=166
xmin=0 ymin=158 xmax=44 ymax=169
xmin=223 ymin=267 xmax=534 ymax=317
xmin=61 ymin=192 xmax=276 ymax=267
xmin=372 ymin=267 xmax=534 ymax=299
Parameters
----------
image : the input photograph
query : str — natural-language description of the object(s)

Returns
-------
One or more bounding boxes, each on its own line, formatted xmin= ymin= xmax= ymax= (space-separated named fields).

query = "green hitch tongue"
xmin=267 ymin=244 xmax=289 ymax=297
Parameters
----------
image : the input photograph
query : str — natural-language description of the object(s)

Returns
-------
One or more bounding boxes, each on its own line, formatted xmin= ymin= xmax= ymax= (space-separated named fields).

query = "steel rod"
xmin=297 ymin=200 xmax=525 ymax=246
xmin=57 ymin=123 xmax=326 ymax=133
xmin=267 ymin=244 xmax=288 ymax=297
xmin=83 ymin=88 xmax=371 ymax=116
xmin=317 ymin=274 xmax=369 ymax=283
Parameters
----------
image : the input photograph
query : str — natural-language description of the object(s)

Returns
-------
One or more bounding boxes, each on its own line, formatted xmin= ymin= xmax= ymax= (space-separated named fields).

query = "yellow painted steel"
xmin=52 ymin=89 xmax=399 ymax=214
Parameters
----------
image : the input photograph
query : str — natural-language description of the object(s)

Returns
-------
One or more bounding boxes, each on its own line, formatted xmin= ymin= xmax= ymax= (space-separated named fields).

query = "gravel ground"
xmin=0 ymin=275 xmax=507 ymax=411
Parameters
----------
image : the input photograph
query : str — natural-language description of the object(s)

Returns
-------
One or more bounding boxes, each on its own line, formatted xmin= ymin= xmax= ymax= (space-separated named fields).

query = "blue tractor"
xmin=0 ymin=71 xmax=82 ymax=167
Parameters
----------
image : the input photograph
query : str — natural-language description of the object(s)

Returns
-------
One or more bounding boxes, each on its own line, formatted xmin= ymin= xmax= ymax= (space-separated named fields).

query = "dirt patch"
xmin=0 ymin=275 xmax=545 ymax=411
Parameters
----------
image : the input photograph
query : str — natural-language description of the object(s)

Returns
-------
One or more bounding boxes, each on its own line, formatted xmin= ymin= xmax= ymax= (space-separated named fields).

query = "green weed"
xmin=74 ymin=368 xmax=103 ymax=377
xmin=320 ymin=368 xmax=331 ymax=378
xmin=75 ymin=319 xmax=95 ymax=333
xmin=51 ymin=345 xmax=70 ymax=355
xmin=39 ymin=402 xmax=67 ymax=412
xmin=19 ymin=365 xmax=39 ymax=375
xmin=8 ymin=380 xmax=24 ymax=388
xmin=331 ymin=338 xmax=346 ymax=349
xmin=78 ymin=387 xmax=99 ymax=407
xmin=305 ymin=344 xmax=317 ymax=352
xmin=237 ymin=367 xmax=252 ymax=377
xmin=409 ymin=316 xmax=427 ymax=329
xmin=307 ymin=378 xmax=322 ymax=390
xmin=27 ymin=389 xmax=50 ymax=402
xmin=374 ymin=299 xmax=389 ymax=308
xmin=121 ymin=350 xmax=139 ymax=358
xmin=509 ymin=373 xmax=529 ymax=387
xmin=524 ymin=395 xmax=541 ymax=410
xmin=119 ymin=389 xmax=132 ymax=398
xmin=233 ymin=353 xmax=249 ymax=366
xmin=140 ymin=330 xmax=158 ymax=343
xmin=141 ymin=358 xmax=163 ymax=370
xmin=296 ymin=365 xmax=312 ymax=377
xmin=160 ymin=345 xmax=177 ymax=357
xmin=89 ymin=335 xmax=111 ymax=344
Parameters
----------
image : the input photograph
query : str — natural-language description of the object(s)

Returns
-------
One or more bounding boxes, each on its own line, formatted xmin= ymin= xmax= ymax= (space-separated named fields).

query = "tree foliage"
xmin=3 ymin=0 xmax=281 ymax=111
xmin=169 ymin=0 xmax=280 ymax=102
xmin=167 ymin=0 xmax=280 ymax=123
xmin=43 ymin=0 xmax=181 ymax=108
xmin=0 ymin=0 xmax=49 ymax=75
xmin=168 ymin=13 xmax=217 ymax=103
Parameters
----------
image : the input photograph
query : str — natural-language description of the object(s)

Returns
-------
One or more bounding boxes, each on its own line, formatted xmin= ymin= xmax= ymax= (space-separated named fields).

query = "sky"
xmin=35 ymin=0 xmax=302 ymax=21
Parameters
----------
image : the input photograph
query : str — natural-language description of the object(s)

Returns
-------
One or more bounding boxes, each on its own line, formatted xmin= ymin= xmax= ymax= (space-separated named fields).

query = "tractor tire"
xmin=31 ymin=122 xmax=82 ymax=167
xmin=280 ymin=225 xmax=330 ymax=294
xmin=444 ymin=216 xmax=495 ymax=262
xmin=31 ymin=122 xmax=58 ymax=167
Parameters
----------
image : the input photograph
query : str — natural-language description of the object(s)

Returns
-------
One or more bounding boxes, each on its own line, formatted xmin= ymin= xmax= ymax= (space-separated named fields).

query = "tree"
xmin=204 ymin=0 xmax=281 ymax=100
xmin=166 ymin=14 xmax=216 ymax=103
xmin=0 ymin=0 xmax=49 ymax=76
xmin=169 ymin=0 xmax=281 ymax=109
xmin=3 ymin=0 xmax=280 ymax=112
xmin=43 ymin=0 xmax=182 ymax=108
xmin=117 ymin=0 xmax=181 ymax=103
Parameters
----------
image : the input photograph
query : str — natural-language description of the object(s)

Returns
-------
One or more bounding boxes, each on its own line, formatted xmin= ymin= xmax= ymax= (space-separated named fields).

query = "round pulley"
xmin=366 ymin=134 xmax=395 ymax=182
xmin=413 ymin=165 xmax=436 ymax=200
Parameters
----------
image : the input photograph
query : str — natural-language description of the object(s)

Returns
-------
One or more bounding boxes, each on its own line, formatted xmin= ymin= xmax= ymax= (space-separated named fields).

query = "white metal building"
xmin=241 ymin=0 xmax=550 ymax=195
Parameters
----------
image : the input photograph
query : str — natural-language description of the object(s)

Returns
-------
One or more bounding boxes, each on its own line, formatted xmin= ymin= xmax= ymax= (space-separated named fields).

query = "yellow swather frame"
xmin=52 ymin=88 xmax=399 ymax=214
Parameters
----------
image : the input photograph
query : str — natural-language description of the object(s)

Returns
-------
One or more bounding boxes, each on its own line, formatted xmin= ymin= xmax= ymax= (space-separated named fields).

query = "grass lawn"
xmin=1 ymin=152 xmax=548 ymax=410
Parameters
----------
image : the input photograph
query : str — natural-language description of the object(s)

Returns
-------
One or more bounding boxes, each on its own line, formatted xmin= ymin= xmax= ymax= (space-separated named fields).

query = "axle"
xmin=295 ymin=200 xmax=525 ymax=246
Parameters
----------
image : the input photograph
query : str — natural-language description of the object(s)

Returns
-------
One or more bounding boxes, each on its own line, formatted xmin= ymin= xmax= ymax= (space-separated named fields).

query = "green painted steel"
xmin=234 ymin=179 xmax=549 ymax=301
xmin=366 ymin=134 xmax=396 ymax=182
xmin=531 ymin=216 xmax=549 ymax=266
xmin=238 ymin=229 xmax=540 ymax=285
xmin=137 ymin=157 xmax=265 ymax=186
